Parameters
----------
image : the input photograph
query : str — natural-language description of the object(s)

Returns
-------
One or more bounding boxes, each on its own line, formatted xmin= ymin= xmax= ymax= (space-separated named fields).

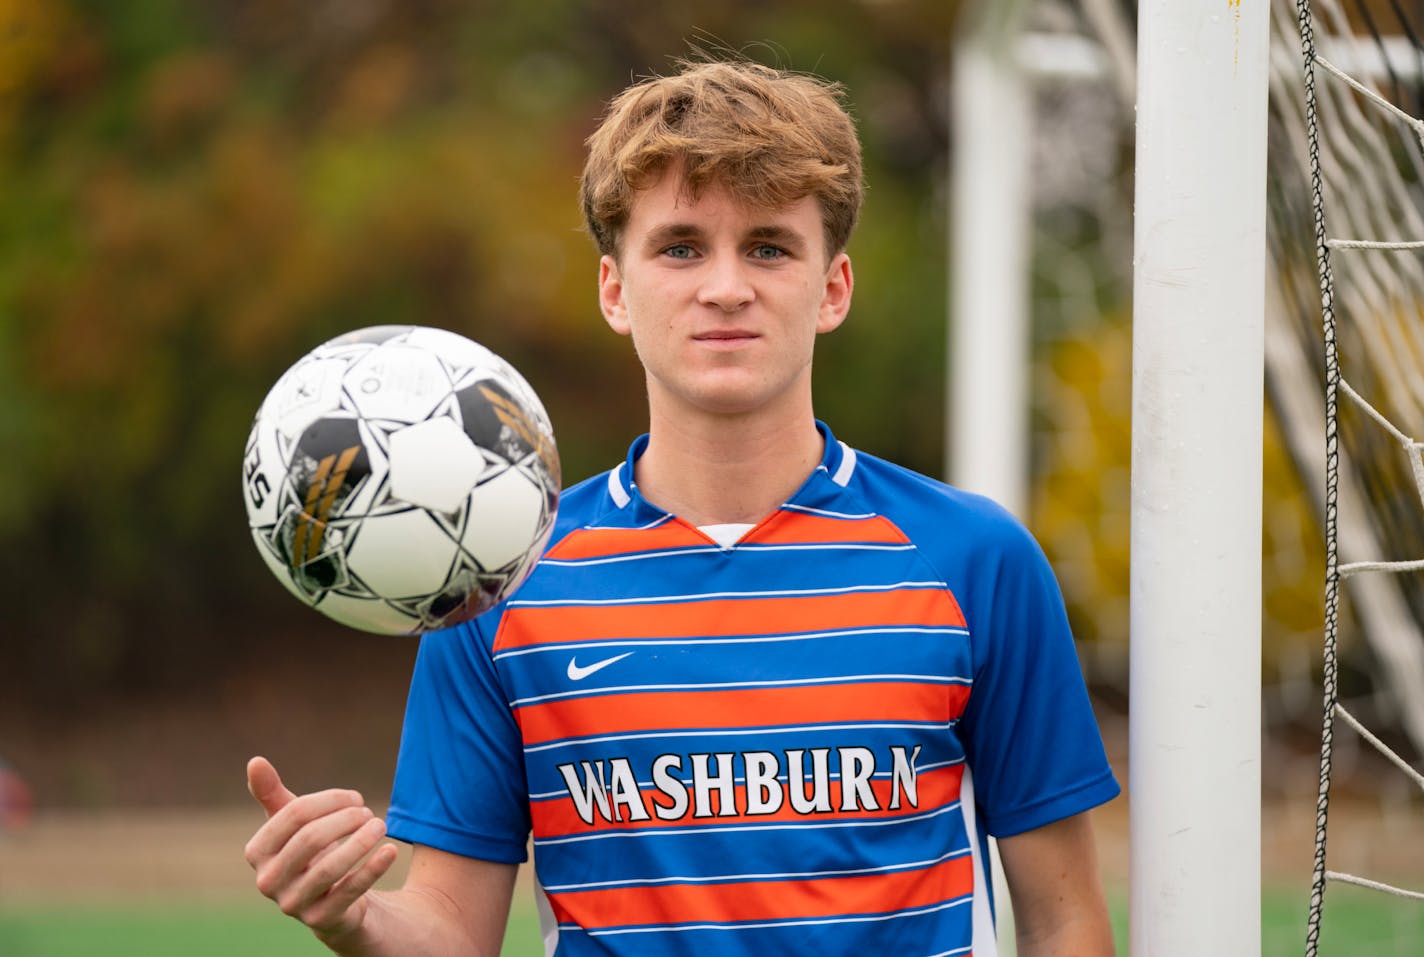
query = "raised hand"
xmin=243 ymin=756 xmax=400 ymax=945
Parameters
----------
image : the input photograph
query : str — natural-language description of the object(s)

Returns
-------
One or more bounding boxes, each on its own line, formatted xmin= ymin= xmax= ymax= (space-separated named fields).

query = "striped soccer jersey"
xmin=388 ymin=422 xmax=1119 ymax=956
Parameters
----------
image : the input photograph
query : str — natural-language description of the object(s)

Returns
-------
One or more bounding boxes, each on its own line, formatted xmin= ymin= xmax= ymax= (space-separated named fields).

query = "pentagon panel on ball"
xmin=242 ymin=325 xmax=561 ymax=635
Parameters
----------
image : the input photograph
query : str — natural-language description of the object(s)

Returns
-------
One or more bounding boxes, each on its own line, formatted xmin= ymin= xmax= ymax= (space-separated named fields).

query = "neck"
xmin=633 ymin=409 xmax=824 ymax=527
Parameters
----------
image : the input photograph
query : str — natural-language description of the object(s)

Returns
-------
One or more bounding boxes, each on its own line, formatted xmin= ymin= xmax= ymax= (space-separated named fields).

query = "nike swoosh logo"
xmin=566 ymin=652 xmax=634 ymax=681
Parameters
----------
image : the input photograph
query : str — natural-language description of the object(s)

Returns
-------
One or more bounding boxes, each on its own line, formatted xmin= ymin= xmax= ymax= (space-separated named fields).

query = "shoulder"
xmin=848 ymin=450 xmax=1044 ymax=568
xmin=843 ymin=449 xmax=1063 ymax=640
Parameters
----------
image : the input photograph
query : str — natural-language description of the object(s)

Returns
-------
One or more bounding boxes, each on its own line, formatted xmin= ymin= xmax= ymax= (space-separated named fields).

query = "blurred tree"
xmin=0 ymin=0 xmax=966 ymax=700
xmin=1030 ymin=309 xmax=1327 ymax=661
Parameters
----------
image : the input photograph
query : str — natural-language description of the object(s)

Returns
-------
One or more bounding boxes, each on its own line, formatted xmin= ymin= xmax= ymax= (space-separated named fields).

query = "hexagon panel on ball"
xmin=387 ymin=417 xmax=488 ymax=514
xmin=462 ymin=469 xmax=549 ymax=572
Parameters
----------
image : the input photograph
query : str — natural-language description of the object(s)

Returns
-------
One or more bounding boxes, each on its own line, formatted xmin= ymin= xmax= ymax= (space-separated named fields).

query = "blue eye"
xmin=664 ymin=244 xmax=696 ymax=259
xmin=751 ymin=244 xmax=786 ymax=261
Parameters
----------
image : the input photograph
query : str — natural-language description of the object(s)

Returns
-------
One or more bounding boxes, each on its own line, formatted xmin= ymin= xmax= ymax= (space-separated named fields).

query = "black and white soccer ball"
xmin=242 ymin=326 xmax=560 ymax=635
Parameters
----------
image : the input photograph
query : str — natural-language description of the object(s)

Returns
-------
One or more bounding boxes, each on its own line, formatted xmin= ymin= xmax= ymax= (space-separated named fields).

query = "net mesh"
xmin=1009 ymin=0 xmax=1424 ymax=950
xmin=1280 ymin=1 xmax=1424 ymax=951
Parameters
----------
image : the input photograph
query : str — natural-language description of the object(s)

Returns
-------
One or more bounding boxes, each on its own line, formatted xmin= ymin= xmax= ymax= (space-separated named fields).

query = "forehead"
xmin=625 ymin=170 xmax=824 ymax=237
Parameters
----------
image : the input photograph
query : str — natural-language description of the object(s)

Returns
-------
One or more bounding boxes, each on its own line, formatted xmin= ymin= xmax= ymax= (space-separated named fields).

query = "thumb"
xmin=246 ymin=755 xmax=297 ymax=818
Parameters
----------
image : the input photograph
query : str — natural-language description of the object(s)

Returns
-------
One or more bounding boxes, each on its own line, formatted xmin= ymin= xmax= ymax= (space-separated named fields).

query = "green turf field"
xmin=0 ymin=899 xmax=548 ymax=957
xmin=2 ymin=888 xmax=1422 ymax=956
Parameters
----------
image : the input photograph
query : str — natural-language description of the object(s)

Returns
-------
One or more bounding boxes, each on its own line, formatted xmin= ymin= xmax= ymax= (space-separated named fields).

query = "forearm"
xmin=998 ymin=812 xmax=1117 ymax=957
xmin=1014 ymin=910 xmax=1115 ymax=957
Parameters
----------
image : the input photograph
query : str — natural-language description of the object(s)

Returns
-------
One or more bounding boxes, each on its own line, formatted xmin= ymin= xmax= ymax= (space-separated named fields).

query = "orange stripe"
xmin=546 ymin=523 xmax=706 ymax=560
xmin=752 ymin=511 xmax=909 ymax=546
xmin=546 ymin=512 xmax=910 ymax=561
xmin=496 ymin=588 xmax=966 ymax=651
xmin=518 ymin=681 xmax=969 ymax=747
xmin=549 ymin=852 xmax=974 ymax=929
xmin=531 ymin=762 xmax=964 ymax=838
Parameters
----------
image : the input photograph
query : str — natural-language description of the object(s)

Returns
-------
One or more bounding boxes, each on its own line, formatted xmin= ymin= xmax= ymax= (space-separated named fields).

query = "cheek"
xmin=625 ymin=289 xmax=678 ymax=337
xmin=619 ymin=303 xmax=669 ymax=364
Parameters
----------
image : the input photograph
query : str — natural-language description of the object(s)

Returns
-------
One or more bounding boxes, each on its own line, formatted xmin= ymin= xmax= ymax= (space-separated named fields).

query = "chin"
xmin=652 ymin=367 xmax=803 ymax=419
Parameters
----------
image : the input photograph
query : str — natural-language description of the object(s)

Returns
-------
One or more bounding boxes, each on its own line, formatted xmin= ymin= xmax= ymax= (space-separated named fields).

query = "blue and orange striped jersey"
xmin=388 ymin=422 xmax=1119 ymax=956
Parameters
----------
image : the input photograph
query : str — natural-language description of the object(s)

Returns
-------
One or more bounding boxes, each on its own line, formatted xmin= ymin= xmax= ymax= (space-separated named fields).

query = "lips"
xmin=693 ymin=329 xmax=758 ymax=342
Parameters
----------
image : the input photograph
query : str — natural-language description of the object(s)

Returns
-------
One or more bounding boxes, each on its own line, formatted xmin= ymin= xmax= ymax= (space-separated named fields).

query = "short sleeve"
xmin=954 ymin=523 xmax=1120 ymax=837
xmin=385 ymin=614 xmax=532 ymax=863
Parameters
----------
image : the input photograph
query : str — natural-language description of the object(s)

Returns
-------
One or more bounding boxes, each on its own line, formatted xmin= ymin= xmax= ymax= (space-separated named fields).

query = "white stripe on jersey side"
xmin=541 ymin=847 xmax=971 ymax=892
xmin=534 ymin=798 xmax=964 ymax=847
xmin=778 ymin=502 xmax=877 ymax=520
xmin=491 ymin=625 xmax=969 ymax=662
xmin=509 ymin=673 xmax=970 ymax=709
xmin=506 ymin=579 xmax=948 ymax=608
xmin=527 ymin=756 xmax=966 ymax=802
xmin=524 ymin=719 xmax=956 ymax=754
xmin=538 ymin=542 xmax=917 ymax=567
xmin=572 ymin=896 xmax=971 ymax=938
xmin=534 ymin=878 xmax=559 ymax=957
xmin=959 ymin=765 xmax=1000 ymax=957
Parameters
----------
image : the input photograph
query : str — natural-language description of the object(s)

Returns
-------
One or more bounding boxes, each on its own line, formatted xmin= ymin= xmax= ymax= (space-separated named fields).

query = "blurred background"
xmin=0 ymin=0 xmax=1421 ymax=953
xmin=0 ymin=0 xmax=963 ymax=807
xmin=0 ymin=0 xmax=965 ymax=800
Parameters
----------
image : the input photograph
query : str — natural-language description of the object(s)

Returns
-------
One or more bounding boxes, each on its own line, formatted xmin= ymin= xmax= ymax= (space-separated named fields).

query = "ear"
xmin=598 ymin=255 xmax=632 ymax=336
xmin=816 ymin=252 xmax=854 ymax=334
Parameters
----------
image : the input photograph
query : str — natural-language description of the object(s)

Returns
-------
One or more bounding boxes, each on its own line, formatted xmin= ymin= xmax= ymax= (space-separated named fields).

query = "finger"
xmin=304 ymin=838 xmax=401 ymax=934
xmin=306 ymin=805 xmax=382 ymax=873
xmin=254 ymin=805 xmax=371 ymax=901
xmin=285 ymin=804 xmax=379 ymax=881
xmin=294 ymin=814 xmax=393 ymax=905
xmin=275 ymin=817 xmax=390 ymax=924
xmin=246 ymin=790 xmax=367 ymax=867
xmin=247 ymin=756 xmax=298 ymax=818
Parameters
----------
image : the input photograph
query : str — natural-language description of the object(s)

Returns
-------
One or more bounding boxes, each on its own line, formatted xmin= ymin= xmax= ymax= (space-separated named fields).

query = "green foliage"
xmin=0 ymin=0 xmax=963 ymax=696
xmin=1029 ymin=310 xmax=1327 ymax=661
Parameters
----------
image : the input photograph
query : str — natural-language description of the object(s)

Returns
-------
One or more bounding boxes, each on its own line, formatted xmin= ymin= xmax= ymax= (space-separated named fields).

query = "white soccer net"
xmin=995 ymin=0 xmax=1424 ymax=951
xmin=1273 ymin=0 xmax=1424 ymax=950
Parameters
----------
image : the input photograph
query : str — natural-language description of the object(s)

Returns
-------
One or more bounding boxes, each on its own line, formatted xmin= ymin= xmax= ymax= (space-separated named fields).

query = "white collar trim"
xmin=607 ymin=463 xmax=631 ymax=508
xmin=830 ymin=441 xmax=857 ymax=487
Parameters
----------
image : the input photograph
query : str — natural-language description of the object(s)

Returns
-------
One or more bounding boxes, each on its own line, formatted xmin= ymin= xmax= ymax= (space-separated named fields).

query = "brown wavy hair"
xmin=580 ymin=58 xmax=863 ymax=260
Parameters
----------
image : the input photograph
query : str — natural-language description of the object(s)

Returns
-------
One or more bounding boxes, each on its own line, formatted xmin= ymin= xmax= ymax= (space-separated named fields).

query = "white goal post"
xmin=1128 ymin=5 xmax=1268 ymax=957
xmin=949 ymin=4 xmax=1271 ymax=957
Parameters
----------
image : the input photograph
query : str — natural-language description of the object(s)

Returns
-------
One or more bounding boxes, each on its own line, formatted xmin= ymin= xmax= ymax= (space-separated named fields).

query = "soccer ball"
xmin=242 ymin=325 xmax=560 ymax=635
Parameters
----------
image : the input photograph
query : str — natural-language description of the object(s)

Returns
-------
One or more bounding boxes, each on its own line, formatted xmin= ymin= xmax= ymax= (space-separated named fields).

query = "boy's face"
xmin=598 ymin=169 xmax=853 ymax=421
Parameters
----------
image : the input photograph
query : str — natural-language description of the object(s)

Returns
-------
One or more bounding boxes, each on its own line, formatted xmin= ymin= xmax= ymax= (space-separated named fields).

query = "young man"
xmin=245 ymin=58 xmax=1120 ymax=956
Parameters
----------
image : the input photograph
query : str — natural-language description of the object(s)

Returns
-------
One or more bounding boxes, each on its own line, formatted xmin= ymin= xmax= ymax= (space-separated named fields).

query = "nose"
xmin=696 ymin=254 xmax=754 ymax=312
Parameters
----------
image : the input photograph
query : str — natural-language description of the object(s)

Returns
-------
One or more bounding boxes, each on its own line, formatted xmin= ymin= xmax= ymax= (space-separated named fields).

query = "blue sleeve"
xmin=953 ymin=516 xmax=1120 ymax=837
xmin=385 ymin=613 xmax=531 ymax=863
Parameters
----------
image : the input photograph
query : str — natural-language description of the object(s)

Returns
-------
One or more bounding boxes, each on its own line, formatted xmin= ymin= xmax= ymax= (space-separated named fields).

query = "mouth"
xmin=692 ymin=329 xmax=759 ymax=346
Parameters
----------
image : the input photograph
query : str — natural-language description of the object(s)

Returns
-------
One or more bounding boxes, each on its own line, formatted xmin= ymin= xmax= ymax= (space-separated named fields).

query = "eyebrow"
xmin=746 ymin=225 xmax=808 ymax=250
xmin=642 ymin=222 xmax=810 ymax=254
xmin=643 ymin=223 xmax=703 ymax=250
